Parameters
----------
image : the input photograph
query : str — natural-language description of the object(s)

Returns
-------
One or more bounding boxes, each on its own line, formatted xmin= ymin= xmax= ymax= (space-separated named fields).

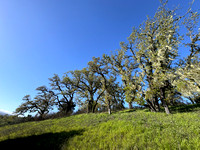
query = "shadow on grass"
xmin=170 ymin=104 xmax=200 ymax=113
xmin=0 ymin=129 xmax=84 ymax=150
xmin=118 ymin=109 xmax=136 ymax=113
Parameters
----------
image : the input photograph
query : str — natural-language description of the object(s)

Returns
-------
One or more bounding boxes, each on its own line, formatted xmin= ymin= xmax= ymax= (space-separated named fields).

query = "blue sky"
xmin=0 ymin=0 xmax=199 ymax=114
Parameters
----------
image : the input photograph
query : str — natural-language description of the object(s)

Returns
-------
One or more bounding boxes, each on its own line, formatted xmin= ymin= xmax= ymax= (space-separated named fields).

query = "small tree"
xmin=15 ymin=95 xmax=34 ymax=116
xmin=15 ymin=86 xmax=54 ymax=119
xmin=105 ymin=49 xmax=142 ymax=109
xmin=49 ymin=74 xmax=76 ymax=115
xmin=88 ymin=57 xmax=124 ymax=114
xmin=70 ymin=68 xmax=104 ymax=113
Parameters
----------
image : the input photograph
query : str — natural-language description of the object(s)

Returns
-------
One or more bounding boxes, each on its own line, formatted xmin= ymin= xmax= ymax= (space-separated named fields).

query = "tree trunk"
xmin=87 ymin=103 xmax=90 ymax=113
xmin=188 ymin=97 xmax=195 ymax=104
xmin=92 ymin=101 xmax=98 ymax=113
xmin=88 ymin=91 xmax=95 ymax=113
xmin=108 ymin=100 xmax=111 ymax=115
xmin=87 ymin=100 xmax=93 ymax=113
xmin=154 ymin=96 xmax=160 ymax=112
xmin=162 ymin=99 xmax=170 ymax=114
xmin=128 ymin=101 xmax=133 ymax=109
xmin=163 ymin=103 xmax=170 ymax=114
xmin=160 ymin=88 xmax=170 ymax=114
xmin=146 ymin=99 xmax=157 ymax=112
xmin=146 ymin=75 xmax=159 ymax=112
xmin=64 ymin=100 xmax=75 ymax=115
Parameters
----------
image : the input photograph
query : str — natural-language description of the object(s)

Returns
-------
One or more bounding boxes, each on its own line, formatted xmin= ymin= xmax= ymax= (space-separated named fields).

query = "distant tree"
xmin=15 ymin=86 xmax=54 ymax=119
xmin=49 ymin=74 xmax=76 ymax=115
xmin=33 ymin=86 xmax=55 ymax=119
xmin=111 ymin=84 xmax=125 ymax=111
xmin=105 ymin=49 xmax=143 ymax=110
xmin=15 ymin=95 xmax=34 ymax=116
xmin=88 ymin=57 xmax=124 ymax=114
xmin=70 ymin=68 xmax=104 ymax=113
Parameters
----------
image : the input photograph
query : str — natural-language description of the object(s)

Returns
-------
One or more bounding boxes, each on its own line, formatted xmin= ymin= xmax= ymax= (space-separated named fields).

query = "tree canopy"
xmin=16 ymin=1 xmax=200 ymax=117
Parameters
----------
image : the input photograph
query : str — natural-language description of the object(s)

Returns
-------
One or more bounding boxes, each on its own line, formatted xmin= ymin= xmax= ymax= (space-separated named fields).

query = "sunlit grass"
xmin=1 ymin=107 xmax=200 ymax=149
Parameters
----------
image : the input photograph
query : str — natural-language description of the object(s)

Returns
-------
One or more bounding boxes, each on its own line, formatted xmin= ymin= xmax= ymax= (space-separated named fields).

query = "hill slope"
xmin=0 ymin=108 xmax=200 ymax=150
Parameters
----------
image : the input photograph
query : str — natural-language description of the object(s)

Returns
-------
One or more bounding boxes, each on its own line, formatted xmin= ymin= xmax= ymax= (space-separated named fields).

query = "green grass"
xmin=1 ymin=106 xmax=200 ymax=150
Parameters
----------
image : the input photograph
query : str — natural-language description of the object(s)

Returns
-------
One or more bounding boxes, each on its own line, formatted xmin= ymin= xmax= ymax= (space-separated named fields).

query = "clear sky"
xmin=0 ymin=0 xmax=199 ymax=114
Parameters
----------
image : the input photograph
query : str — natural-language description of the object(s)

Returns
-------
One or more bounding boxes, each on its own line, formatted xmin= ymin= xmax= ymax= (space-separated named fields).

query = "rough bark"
xmin=92 ymin=101 xmax=98 ymax=113
xmin=146 ymin=99 xmax=157 ymax=112
xmin=128 ymin=101 xmax=133 ymax=109
xmin=87 ymin=100 xmax=93 ymax=113
xmin=160 ymin=88 xmax=170 ymax=114
xmin=108 ymin=100 xmax=111 ymax=115
xmin=153 ymin=96 xmax=160 ymax=112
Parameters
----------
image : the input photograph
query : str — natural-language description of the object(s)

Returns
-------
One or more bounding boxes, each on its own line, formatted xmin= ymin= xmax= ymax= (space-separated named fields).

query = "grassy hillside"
xmin=1 ymin=106 xmax=200 ymax=150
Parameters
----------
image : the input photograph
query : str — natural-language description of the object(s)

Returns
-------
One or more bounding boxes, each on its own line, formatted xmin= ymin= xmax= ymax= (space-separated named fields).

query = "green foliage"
xmin=14 ymin=1 xmax=200 ymax=117
xmin=88 ymin=56 xmax=125 ymax=114
xmin=70 ymin=68 xmax=103 ymax=113
xmin=1 ymin=108 xmax=200 ymax=149
xmin=15 ymin=86 xmax=55 ymax=119
xmin=6 ymin=1 xmax=200 ymax=148
xmin=126 ymin=2 xmax=184 ymax=114
xmin=49 ymin=74 xmax=76 ymax=115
